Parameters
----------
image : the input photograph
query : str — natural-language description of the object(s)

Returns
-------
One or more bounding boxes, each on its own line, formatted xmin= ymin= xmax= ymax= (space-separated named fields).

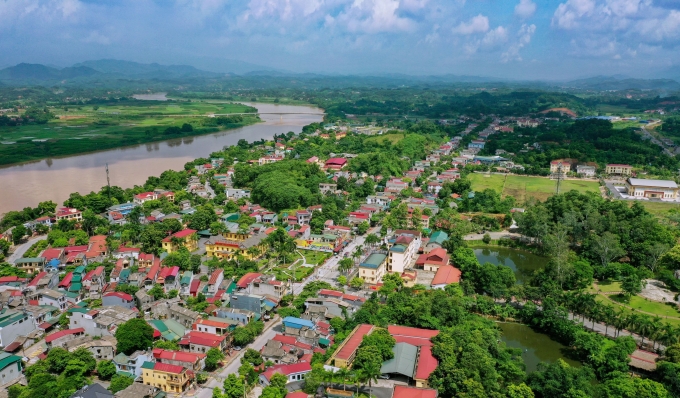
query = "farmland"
xmin=0 ymin=100 xmax=259 ymax=166
xmin=469 ymin=173 xmax=601 ymax=203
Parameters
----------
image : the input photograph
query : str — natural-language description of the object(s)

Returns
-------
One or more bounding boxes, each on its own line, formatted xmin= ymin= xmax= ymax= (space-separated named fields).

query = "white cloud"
xmin=552 ymin=0 xmax=596 ymax=29
xmin=482 ymin=26 xmax=508 ymax=46
xmin=514 ymin=0 xmax=536 ymax=19
xmin=82 ymin=30 xmax=111 ymax=45
xmin=452 ymin=14 xmax=489 ymax=35
xmin=502 ymin=23 xmax=535 ymax=62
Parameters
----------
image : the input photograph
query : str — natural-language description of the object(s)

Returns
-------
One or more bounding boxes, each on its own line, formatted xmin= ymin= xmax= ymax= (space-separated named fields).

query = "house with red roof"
xmin=393 ymin=385 xmax=437 ymax=398
xmin=102 ymin=291 xmax=136 ymax=310
xmin=45 ymin=328 xmax=85 ymax=347
xmin=55 ymin=207 xmax=82 ymax=222
xmin=141 ymin=361 xmax=194 ymax=393
xmin=259 ymin=362 xmax=312 ymax=386
xmin=207 ymin=269 xmax=224 ymax=296
xmin=415 ymin=248 xmax=450 ymax=272
xmin=152 ymin=348 xmax=206 ymax=371
xmin=40 ymin=247 xmax=64 ymax=263
xmin=431 ymin=265 xmax=461 ymax=289
xmin=323 ymin=158 xmax=348 ymax=171
xmin=179 ymin=331 xmax=229 ymax=353
xmin=161 ymin=229 xmax=198 ymax=254
xmin=133 ymin=190 xmax=175 ymax=205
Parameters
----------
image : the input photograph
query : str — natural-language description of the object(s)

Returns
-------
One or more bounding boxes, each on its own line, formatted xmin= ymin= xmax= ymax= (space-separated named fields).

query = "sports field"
xmin=469 ymin=173 xmax=601 ymax=203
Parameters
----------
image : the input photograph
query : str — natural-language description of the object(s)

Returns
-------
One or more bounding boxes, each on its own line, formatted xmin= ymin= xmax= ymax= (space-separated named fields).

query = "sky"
xmin=1 ymin=0 xmax=680 ymax=80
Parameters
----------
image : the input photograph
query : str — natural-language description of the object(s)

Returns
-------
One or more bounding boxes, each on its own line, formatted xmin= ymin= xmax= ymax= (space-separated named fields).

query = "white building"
xmin=387 ymin=233 xmax=421 ymax=274
xmin=576 ymin=165 xmax=596 ymax=178
xmin=626 ymin=178 xmax=679 ymax=199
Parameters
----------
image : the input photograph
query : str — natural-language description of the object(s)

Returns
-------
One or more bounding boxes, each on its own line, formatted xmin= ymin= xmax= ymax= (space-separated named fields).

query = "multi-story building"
xmin=55 ymin=207 xmax=83 ymax=222
xmin=387 ymin=233 xmax=420 ymax=274
xmin=550 ymin=160 xmax=570 ymax=178
xmin=205 ymin=234 xmax=265 ymax=260
xmin=102 ymin=292 xmax=136 ymax=310
xmin=113 ymin=350 xmax=150 ymax=377
xmin=0 ymin=309 xmax=36 ymax=348
xmin=37 ymin=288 xmax=68 ymax=311
xmin=0 ymin=352 xmax=23 ymax=386
xmin=576 ymin=165 xmax=596 ymax=178
xmin=606 ymin=164 xmax=633 ymax=176
xmin=152 ymin=348 xmax=206 ymax=372
xmin=161 ymin=229 xmax=198 ymax=254
xmin=358 ymin=253 xmax=387 ymax=285
xmin=69 ymin=306 xmax=137 ymax=336
xmin=142 ymin=361 xmax=194 ymax=394
xmin=14 ymin=257 xmax=46 ymax=275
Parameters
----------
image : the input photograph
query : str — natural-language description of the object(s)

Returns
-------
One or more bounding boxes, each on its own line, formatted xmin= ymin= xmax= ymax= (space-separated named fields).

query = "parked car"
xmin=379 ymin=374 xmax=390 ymax=379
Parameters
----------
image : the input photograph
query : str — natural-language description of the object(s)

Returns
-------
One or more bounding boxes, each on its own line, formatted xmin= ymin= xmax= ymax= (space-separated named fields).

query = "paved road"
xmin=464 ymin=231 xmax=520 ymax=241
xmin=640 ymin=121 xmax=673 ymax=156
xmin=8 ymin=234 xmax=47 ymax=263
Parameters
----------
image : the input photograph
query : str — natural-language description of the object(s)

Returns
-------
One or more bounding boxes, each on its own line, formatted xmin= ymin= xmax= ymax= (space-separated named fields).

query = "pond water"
xmin=498 ymin=322 xmax=581 ymax=372
xmin=473 ymin=247 xmax=546 ymax=284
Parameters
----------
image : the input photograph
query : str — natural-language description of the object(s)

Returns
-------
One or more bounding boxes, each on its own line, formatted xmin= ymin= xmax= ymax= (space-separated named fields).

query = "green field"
xmin=364 ymin=133 xmax=405 ymax=145
xmin=636 ymin=201 xmax=680 ymax=215
xmin=0 ymin=100 xmax=259 ymax=165
xmin=469 ymin=173 xmax=601 ymax=203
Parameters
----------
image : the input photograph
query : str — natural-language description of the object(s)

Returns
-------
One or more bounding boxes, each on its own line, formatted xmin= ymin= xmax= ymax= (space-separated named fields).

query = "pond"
xmin=473 ymin=247 xmax=546 ymax=284
xmin=497 ymin=322 xmax=581 ymax=372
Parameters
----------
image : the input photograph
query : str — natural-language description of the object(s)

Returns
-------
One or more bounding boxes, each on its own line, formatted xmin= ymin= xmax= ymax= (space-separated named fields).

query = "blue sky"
xmin=1 ymin=0 xmax=680 ymax=79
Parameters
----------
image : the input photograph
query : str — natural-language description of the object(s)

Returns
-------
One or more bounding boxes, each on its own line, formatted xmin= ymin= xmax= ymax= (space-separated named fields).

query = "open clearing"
xmin=364 ymin=133 xmax=404 ymax=145
xmin=469 ymin=173 xmax=601 ymax=203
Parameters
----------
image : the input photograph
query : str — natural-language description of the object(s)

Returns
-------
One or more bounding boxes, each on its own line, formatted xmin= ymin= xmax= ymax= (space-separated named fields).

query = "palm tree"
xmin=650 ymin=316 xmax=663 ymax=349
xmin=601 ymin=305 xmax=615 ymax=337
xmin=336 ymin=367 xmax=352 ymax=391
xmin=638 ymin=315 xmax=653 ymax=347
xmin=660 ymin=323 xmax=677 ymax=349
xmin=352 ymin=245 xmax=363 ymax=266
xmin=357 ymin=362 xmax=380 ymax=398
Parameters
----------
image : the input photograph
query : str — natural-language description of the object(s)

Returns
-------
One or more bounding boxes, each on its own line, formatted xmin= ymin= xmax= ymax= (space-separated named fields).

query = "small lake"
xmin=132 ymin=92 xmax=168 ymax=101
xmin=473 ymin=247 xmax=546 ymax=284
xmin=498 ymin=322 xmax=581 ymax=372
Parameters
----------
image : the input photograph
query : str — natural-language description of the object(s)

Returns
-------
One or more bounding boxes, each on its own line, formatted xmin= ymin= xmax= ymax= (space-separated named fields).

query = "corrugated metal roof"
xmin=380 ymin=342 xmax=418 ymax=377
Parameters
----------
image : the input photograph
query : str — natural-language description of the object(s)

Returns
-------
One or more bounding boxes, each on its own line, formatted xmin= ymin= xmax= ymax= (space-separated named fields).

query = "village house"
xmin=385 ymin=178 xmax=409 ymax=193
xmin=0 ymin=352 xmax=23 ymax=386
xmin=229 ymin=293 xmax=267 ymax=318
xmin=14 ymin=257 xmax=45 ymax=274
xmin=225 ymin=188 xmax=251 ymax=200
xmin=259 ymin=363 xmax=312 ymax=386
xmin=467 ymin=140 xmax=485 ymax=149
xmin=431 ymin=265 xmax=462 ymax=289
xmin=133 ymin=190 xmax=175 ymax=205
xmin=113 ymin=350 xmax=151 ymax=378
xmin=192 ymin=318 xmax=232 ymax=336
xmin=179 ymin=330 xmax=229 ymax=353
xmin=424 ymin=231 xmax=448 ymax=252
xmin=213 ymin=307 xmax=255 ymax=326
xmin=358 ymin=253 xmax=387 ymax=285
xmin=152 ymin=348 xmax=206 ymax=372
xmin=0 ymin=309 xmax=36 ymax=349
xmin=141 ymin=361 xmax=194 ymax=394
xmin=69 ymin=306 xmax=137 ymax=337
xmin=161 ymin=229 xmax=198 ymax=254
xmin=102 ymin=292 xmax=136 ymax=310
xmin=416 ymin=248 xmax=450 ymax=272
xmin=45 ymin=327 xmax=85 ymax=348
xmin=37 ymin=288 xmax=68 ymax=311
xmin=55 ymin=207 xmax=83 ymax=222
xmin=61 ymin=335 xmax=117 ymax=360
xmin=324 ymin=158 xmax=348 ymax=171
xmin=550 ymin=160 xmax=571 ymax=177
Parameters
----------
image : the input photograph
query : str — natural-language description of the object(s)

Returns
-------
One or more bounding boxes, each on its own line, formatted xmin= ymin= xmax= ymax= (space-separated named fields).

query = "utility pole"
xmin=105 ymin=163 xmax=111 ymax=203
xmin=555 ymin=164 xmax=563 ymax=195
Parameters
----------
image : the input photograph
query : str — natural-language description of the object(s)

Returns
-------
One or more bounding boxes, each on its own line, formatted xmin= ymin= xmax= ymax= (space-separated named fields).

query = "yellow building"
xmin=358 ymin=253 xmax=387 ymax=285
xmin=161 ymin=229 xmax=198 ymax=254
xmin=606 ymin=164 xmax=633 ymax=176
xmin=141 ymin=361 xmax=193 ymax=393
xmin=205 ymin=234 xmax=266 ymax=260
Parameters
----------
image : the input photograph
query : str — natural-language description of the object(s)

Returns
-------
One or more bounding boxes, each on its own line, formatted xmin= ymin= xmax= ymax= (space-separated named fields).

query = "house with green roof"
xmin=0 ymin=309 xmax=35 ymax=349
xmin=14 ymin=257 xmax=45 ymax=274
xmin=425 ymin=231 xmax=449 ymax=252
xmin=359 ymin=253 xmax=387 ymax=285
xmin=0 ymin=352 xmax=23 ymax=385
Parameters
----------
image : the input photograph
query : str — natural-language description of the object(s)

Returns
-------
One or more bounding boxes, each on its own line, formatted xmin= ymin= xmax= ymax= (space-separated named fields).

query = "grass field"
xmin=364 ymin=133 xmax=405 ymax=145
xmin=635 ymin=201 xmax=680 ymax=215
xmin=469 ymin=173 xmax=601 ymax=203
xmin=0 ymin=100 xmax=259 ymax=166
xmin=593 ymin=294 xmax=680 ymax=327
xmin=595 ymin=281 xmax=622 ymax=293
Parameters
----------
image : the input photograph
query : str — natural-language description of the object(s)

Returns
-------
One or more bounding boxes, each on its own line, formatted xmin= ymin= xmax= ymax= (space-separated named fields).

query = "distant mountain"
xmin=0 ymin=63 xmax=100 ymax=84
xmin=73 ymin=59 xmax=220 ymax=78
xmin=562 ymin=75 xmax=680 ymax=91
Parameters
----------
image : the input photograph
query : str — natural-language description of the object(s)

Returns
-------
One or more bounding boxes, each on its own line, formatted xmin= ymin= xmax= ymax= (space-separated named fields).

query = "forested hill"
xmin=481 ymin=119 xmax=679 ymax=174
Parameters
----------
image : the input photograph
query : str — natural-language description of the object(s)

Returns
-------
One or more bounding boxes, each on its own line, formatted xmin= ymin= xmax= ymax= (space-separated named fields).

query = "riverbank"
xmin=0 ymin=102 xmax=324 ymax=215
xmin=0 ymin=100 xmax=260 ymax=167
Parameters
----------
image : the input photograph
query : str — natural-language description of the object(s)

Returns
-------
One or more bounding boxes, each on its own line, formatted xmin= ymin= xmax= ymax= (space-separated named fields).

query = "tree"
xmin=242 ymin=348 xmax=264 ymax=366
xmin=349 ymin=277 xmax=364 ymax=290
xmin=58 ymin=312 xmax=70 ymax=328
xmin=359 ymin=329 xmax=395 ymax=362
xmin=46 ymin=348 xmax=72 ymax=374
xmin=71 ymin=347 xmax=96 ymax=374
xmin=148 ymin=284 xmax=167 ymax=300
xmin=600 ymin=375 xmax=670 ymax=398
xmin=12 ymin=224 xmax=27 ymax=245
xmin=507 ymin=383 xmax=535 ymax=398
xmin=591 ymin=232 xmax=625 ymax=267
xmin=647 ymin=243 xmax=670 ymax=273
xmin=338 ymin=258 xmax=354 ymax=274
xmin=527 ymin=359 xmax=594 ymax=398
xmin=365 ymin=233 xmax=380 ymax=247
xmin=206 ymin=347 xmax=226 ymax=371
xmin=222 ymin=373 xmax=244 ymax=398
xmin=96 ymin=360 xmax=117 ymax=381
xmin=357 ymin=221 xmax=369 ymax=235
xmin=115 ymin=318 xmax=154 ymax=355
xmin=109 ymin=374 xmax=134 ymax=393
xmin=337 ymin=275 xmax=347 ymax=286
xmin=154 ymin=340 xmax=180 ymax=350
xmin=482 ymin=233 xmax=491 ymax=244
xmin=621 ymin=273 xmax=643 ymax=301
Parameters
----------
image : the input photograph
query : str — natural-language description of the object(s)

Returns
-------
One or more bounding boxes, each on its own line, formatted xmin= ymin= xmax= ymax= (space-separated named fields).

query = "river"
xmin=0 ymin=103 xmax=324 ymax=215
xmin=473 ymin=246 xmax=546 ymax=284
xmin=498 ymin=322 xmax=581 ymax=372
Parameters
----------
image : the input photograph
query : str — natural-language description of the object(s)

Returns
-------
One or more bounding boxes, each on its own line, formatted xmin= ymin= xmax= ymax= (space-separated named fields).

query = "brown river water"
xmin=0 ymin=103 xmax=323 ymax=215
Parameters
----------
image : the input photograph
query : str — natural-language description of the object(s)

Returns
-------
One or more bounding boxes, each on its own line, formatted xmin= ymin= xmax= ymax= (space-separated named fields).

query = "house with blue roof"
xmin=282 ymin=317 xmax=315 ymax=332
